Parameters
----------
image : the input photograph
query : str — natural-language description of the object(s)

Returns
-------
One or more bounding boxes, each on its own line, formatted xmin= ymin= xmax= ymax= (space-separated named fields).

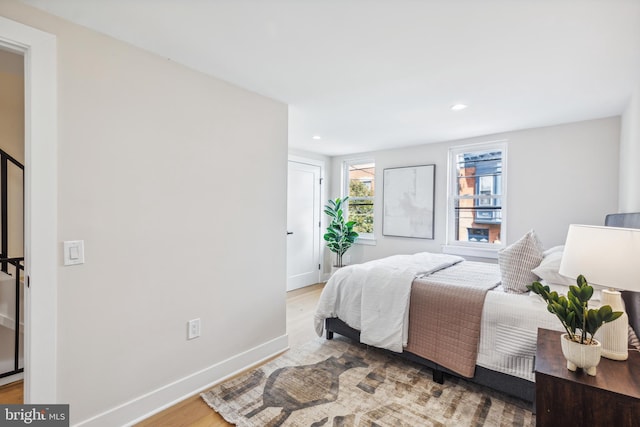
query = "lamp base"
xmin=595 ymin=289 xmax=628 ymax=361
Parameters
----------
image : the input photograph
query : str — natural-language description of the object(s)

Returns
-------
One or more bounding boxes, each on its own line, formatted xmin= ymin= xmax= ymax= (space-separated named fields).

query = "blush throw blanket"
xmin=314 ymin=252 xmax=463 ymax=352
xmin=405 ymin=261 xmax=501 ymax=377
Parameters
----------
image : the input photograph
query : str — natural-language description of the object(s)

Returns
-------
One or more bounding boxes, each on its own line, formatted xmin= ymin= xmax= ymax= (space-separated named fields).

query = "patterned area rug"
xmin=201 ymin=337 xmax=535 ymax=426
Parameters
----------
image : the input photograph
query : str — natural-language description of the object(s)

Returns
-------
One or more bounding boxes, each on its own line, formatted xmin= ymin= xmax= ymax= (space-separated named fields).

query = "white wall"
xmin=288 ymin=148 xmax=332 ymax=165
xmin=0 ymin=2 xmax=288 ymax=425
xmin=620 ymin=83 xmax=640 ymax=212
xmin=330 ymin=117 xmax=620 ymax=265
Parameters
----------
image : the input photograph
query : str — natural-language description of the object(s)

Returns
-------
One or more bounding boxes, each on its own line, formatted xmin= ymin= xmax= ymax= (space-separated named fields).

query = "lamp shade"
xmin=559 ymin=224 xmax=640 ymax=292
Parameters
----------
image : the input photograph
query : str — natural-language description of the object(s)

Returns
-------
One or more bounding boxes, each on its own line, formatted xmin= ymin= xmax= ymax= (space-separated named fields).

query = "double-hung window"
xmin=343 ymin=159 xmax=375 ymax=240
xmin=446 ymin=142 xmax=507 ymax=257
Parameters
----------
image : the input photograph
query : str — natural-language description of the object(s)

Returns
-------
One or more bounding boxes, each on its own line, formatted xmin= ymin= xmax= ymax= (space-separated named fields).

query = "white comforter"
xmin=314 ymin=252 xmax=463 ymax=352
xmin=477 ymin=286 xmax=565 ymax=381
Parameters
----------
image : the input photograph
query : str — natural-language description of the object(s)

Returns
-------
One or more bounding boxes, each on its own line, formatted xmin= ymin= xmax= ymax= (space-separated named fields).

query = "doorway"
xmin=0 ymin=48 xmax=25 ymax=390
xmin=0 ymin=16 xmax=58 ymax=404
xmin=286 ymin=158 xmax=323 ymax=291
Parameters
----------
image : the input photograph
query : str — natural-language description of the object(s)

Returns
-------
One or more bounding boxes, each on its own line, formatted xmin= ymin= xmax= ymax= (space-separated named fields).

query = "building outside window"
xmin=344 ymin=159 xmax=375 ymax=239
xmin=447 ymin=142 xmax=506 ymax=254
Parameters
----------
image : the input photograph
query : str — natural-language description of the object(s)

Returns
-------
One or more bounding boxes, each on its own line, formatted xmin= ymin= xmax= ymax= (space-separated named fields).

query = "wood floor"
xmin=0 ymin=283 xmax=325 ymax=425
xmin=0 ymin=380 xmax=23 ymax=404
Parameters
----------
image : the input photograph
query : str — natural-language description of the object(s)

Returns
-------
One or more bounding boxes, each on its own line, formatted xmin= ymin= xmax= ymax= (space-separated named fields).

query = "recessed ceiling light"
xmin=451 ymin=104 xmax=468 ymax=111
xmin=312 ymin=135 xmax=322 ymax=140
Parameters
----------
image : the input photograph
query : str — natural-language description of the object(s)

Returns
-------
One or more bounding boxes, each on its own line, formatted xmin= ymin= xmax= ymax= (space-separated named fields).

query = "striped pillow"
xmin=498 ymin=230 xmax=544 ymax=293
xmin=630 ymin=325 xmax=640 ymax=351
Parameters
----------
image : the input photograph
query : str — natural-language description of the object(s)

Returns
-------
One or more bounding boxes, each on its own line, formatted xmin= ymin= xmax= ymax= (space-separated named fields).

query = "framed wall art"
xmin=383 ymin=164 xmax=435 ymax=239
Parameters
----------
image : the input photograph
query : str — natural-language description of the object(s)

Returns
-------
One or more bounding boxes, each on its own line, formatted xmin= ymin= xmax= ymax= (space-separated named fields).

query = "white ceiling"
xmin=22 ymin=0 xmax=640 ymax=156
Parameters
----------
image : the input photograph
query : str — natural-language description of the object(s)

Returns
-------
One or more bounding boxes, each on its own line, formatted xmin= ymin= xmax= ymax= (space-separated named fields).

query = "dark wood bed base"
xmin=324 ymin=212 xmax=640 ymax=405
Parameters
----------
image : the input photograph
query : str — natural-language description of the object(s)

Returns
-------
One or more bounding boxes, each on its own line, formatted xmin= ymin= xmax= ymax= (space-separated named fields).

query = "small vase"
xmin=560 ymin=333 xmax=602 ymax=376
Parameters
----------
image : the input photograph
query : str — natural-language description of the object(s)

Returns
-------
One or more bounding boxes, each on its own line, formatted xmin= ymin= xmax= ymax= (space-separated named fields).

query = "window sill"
xmin=355 ymin=237 xmax=376 ymax=246
xmin=442 ymin=244 xmax=500 ymax=259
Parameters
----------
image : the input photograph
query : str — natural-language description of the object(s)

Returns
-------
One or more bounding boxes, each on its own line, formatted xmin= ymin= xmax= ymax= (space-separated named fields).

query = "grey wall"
xmin=330 ymin=117 xmax=620 ymax=265
xmin=620 ymin=82 xmax=640 ymax=212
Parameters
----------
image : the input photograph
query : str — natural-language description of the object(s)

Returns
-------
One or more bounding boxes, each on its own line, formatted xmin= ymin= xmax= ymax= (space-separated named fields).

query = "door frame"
xmin=0 ymin=17 xmax=58 ymax=403
xmin=287 ymin=154 xmax=325 ymax=287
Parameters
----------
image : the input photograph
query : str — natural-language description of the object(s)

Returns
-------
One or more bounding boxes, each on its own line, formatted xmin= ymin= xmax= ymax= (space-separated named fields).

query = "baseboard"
xmin=0 ymin=372 xmax=23 ymax=387
xmin=73 ymin=334 xmax=289 ymax=427
xmin=0 ymin=313 xmax=23 ymax=330
xmin=0 ymin=313 xmax=13 ymax=329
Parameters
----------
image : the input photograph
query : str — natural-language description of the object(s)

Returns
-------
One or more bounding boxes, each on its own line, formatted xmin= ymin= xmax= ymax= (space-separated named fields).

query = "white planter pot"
xmin=560 ymin=333 xmax=602 ymax=376
xmin=330 ymin=265 xmax=344 ymax=276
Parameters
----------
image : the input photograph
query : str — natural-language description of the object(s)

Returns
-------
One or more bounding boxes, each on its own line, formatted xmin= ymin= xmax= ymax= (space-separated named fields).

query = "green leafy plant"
xmin=323 ymin=197 xmax=359 ymax=267
xmin=528 ymin=275 xmax=623 ymax=345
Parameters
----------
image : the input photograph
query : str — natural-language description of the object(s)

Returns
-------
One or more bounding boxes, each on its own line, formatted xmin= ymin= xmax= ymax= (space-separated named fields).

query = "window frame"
xmin=342 ymin=158 xmax=376 ymax=242
xmin=445 ymin=141 xmax=508 ymax=258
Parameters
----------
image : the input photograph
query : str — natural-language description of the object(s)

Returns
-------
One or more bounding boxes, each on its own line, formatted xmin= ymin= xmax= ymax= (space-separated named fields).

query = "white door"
xmin=287 ymin=161 xmax=321 ymax=291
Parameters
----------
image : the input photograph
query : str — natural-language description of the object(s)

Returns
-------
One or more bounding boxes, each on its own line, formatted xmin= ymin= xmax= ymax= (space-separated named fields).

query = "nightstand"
xmin=535 ymin=328 xmax=640 ymax=426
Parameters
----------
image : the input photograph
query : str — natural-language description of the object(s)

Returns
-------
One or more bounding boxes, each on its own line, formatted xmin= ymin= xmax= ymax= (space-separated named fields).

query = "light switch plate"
xmin=63 ymin=240 xmax=85 ymax=266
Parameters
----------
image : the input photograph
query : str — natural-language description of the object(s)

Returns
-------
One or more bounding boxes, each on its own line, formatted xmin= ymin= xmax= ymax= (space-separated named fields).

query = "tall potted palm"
xmin=324 ymin=197 xmax=359 ymax=269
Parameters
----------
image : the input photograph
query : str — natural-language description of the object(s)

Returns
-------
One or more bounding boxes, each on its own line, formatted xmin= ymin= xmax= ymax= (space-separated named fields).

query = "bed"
xmin=314 ymin=213 xmax=640 ymax=404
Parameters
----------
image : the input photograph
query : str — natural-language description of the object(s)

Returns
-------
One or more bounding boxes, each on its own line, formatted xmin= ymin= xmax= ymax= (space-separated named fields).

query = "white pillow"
xmin=531 ymin=251 xmax=574 ymax=286
xmin=498 ymin=230 xmax=544 ymax=293
xmin=543 ymin=245 xmax=564 ymax=257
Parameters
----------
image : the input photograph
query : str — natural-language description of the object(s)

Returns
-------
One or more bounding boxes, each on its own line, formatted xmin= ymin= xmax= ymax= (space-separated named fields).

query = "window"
xmin=446 ymin=142 xmax=507 ymax=255
xmin=344 ymin=159 xmax=375 ymax=240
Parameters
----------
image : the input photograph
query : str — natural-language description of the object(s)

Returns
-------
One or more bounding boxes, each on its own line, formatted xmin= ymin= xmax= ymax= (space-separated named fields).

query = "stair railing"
xmin=0 ymin=257 xmax=24 ymax=379
xmin=0 ymin=148 xmax=24 ymax=379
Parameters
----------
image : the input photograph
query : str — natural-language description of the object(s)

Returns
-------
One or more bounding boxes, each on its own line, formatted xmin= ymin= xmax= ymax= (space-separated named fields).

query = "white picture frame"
xmin=383 ymin=164 xmax=435 ymax=239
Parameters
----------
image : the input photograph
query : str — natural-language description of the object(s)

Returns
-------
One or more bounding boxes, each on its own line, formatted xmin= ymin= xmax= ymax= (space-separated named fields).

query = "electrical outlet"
xmin=187 ymin=318 xmax=201 ymax=340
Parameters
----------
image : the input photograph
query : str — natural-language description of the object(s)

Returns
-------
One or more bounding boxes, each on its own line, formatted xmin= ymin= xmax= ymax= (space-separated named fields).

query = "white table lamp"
xmin=559 ymin=224 xmax=640 ymax=360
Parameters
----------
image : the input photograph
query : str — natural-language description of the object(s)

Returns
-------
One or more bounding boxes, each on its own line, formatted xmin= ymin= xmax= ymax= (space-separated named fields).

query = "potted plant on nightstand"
xmin=528 ymin=275 xmax=623 ymax=376
xmin=323 ymin=197 xmax=359 ymax=274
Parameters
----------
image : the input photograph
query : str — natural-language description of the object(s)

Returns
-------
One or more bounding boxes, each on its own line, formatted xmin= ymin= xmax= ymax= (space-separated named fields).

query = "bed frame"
xmin=324 ymin=213 xmax=640 ymax=404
